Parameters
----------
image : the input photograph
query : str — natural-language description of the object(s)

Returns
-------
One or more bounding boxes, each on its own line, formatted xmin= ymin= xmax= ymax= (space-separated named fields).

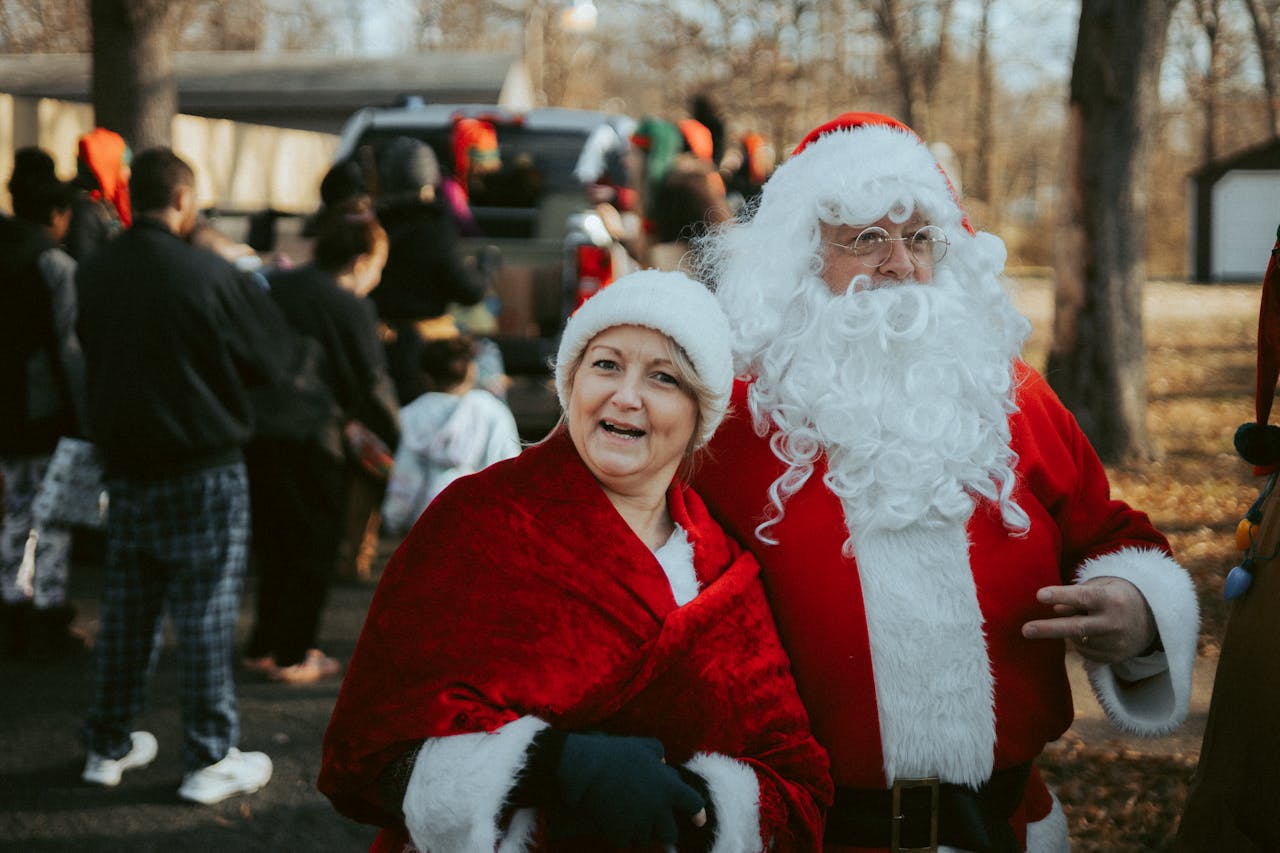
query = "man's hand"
xmin=1021 ymin=576 xmax=1158 ymax=663
xmin=555 ymin=732 xmax=707 ymax=847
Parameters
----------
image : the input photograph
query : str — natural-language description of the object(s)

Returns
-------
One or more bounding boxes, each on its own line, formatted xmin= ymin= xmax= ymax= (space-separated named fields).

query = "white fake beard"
xmin=749 ymin=265 xmax=1029 ymax=549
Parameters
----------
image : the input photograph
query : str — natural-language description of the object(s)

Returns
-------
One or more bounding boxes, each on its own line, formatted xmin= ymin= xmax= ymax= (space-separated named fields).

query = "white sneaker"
xmin=82 ymin=731 xmax=159 ymax=786
xmin=177 ymin=748 xmax=272 ymax=805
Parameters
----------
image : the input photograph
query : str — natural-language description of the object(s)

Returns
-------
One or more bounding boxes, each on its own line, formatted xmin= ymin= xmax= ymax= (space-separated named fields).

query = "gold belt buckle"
xmin=890 ymin=775 xmax=940 ymax=853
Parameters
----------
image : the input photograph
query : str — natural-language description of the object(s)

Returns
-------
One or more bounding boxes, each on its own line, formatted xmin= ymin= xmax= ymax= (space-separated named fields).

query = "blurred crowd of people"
xmin=0 ymin=119 xmax=532 ymax=804
xmin=590 ymin=93 xmax=777 ymax=276
xmin=0 ymin=95 xmax=777 ymax=669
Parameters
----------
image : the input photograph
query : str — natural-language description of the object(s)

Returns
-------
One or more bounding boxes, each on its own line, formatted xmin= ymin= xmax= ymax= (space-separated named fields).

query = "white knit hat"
xmin=554 ymin=270 xmax=733 ymax=447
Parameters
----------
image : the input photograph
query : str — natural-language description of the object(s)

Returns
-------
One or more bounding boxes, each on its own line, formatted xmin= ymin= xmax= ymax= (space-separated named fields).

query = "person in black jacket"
xmin=76 ymin=147 xmax=278 ymax=805
xmin=369 ymin=136 xmax=486 ymax=324
xmin=335 ymin=137 xmax=491 ymax=583
xmin=0 ymin=148 xmax=86 ymax=658
xmin=368 ymin=136 xmax=492 ymax=405
xmin=241 ymin=199 xmax=400 ymax=684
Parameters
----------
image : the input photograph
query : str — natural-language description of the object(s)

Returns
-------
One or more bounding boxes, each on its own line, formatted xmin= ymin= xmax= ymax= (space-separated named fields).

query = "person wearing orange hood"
xmin=439 ymin=116 xmax=501 ymax=237
xmin=66 ymin=127 xmax=132 ymax=262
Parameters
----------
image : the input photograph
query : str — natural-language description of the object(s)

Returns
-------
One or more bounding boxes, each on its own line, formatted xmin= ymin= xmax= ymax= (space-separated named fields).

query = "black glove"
xmin=560 ymin=732 xmax=706 ymax=847
xmin=510 ymin=729 xmax=706 ymax=848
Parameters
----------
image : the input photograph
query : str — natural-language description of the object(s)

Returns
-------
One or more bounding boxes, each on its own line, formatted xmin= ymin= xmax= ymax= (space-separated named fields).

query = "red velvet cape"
xmin=319 ymin=429 xmax=831 ymax=851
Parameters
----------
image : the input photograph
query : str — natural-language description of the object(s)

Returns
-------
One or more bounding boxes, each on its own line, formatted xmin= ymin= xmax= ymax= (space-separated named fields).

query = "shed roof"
xmin=1190 ymin=137 xmax=1280 ymax=182
xmin=0 ymin=50 xmax=532 ymax=133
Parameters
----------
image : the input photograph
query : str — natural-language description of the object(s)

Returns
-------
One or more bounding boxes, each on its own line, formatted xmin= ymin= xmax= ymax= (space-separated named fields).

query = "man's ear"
xmin=172 ymin=183 xmax=194 ymax=214
xmin=173 ymin=184 xmax=200 ymax=236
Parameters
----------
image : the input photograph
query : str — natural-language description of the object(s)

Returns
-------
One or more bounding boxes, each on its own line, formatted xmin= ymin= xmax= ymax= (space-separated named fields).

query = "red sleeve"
xmin=1010 ymin=362 xmax=1172 ymax=581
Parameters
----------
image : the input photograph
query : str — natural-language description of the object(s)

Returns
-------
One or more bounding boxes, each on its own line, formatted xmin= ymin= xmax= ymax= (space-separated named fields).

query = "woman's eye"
xmin=591 ymin=358 xmax=618 ymax=371
xmin=654 ymin=372 xmax=680 ymax=386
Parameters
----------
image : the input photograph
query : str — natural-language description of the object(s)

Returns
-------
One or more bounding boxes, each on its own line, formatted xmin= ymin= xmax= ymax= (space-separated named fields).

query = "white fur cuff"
xmin=1076 ymin=547 xmax=1199 ymax=735
xmin=1023 ymin=792 xmax=1070 ymax=853
xmin=685 ymin=752 xmax=762 ymax=853
xmin=402 ymin=716 xmax=547 ymax=853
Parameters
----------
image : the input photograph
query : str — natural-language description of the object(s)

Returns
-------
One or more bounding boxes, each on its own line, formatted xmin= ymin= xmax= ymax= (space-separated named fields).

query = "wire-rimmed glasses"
xmin=824 ymin=225 xmax=950 ymax=268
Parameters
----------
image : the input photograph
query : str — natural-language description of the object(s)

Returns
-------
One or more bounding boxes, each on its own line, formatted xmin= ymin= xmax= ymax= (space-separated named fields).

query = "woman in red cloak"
xmin=320 ymin=270 xmax=831 ymax=852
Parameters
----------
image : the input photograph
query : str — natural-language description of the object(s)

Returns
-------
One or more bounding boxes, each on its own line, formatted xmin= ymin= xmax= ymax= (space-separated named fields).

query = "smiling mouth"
xmin=601 ymin=421 xmax=645 ymax=438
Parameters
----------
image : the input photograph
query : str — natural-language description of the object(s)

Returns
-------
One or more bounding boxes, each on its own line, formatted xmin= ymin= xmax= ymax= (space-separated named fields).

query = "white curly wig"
xmin=692 ymin=113 xmax=1032 ymax=544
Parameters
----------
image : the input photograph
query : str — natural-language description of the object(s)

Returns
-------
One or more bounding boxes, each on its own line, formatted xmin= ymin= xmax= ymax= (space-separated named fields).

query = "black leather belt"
xmin=825 ymin=763 xmax=1031 ymax=853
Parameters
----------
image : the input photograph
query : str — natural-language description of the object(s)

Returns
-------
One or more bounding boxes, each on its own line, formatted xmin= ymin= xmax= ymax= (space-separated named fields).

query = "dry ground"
xmin=1010 ymin=276 xmax=1262 ymax=853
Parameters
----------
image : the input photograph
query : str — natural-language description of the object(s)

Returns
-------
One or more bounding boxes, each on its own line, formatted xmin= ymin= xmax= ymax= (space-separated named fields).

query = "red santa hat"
xmin=781 ymin=111 xmax=975 ymax=235
xmin=555 ymin=270 xmax=733 ymax=447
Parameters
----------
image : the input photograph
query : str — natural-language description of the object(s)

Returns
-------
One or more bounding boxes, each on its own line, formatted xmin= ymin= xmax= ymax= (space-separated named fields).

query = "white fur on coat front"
xmin=685 ymin=752 xmax=762 ymax=853
xmin=852 ymin=522 xmax=997 ymax=788
xmin=1076 ymin=547 xmax=1198 ymax=735
xmin=402 ymin=715 xmax=546 ymax=853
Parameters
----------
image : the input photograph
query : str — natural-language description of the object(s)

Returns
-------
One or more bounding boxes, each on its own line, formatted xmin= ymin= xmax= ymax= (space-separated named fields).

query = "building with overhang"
xmin=0 ymin=51 xmax=532 ymax=213
xmin=1188 ymin=137 xmax=1280 ymax=282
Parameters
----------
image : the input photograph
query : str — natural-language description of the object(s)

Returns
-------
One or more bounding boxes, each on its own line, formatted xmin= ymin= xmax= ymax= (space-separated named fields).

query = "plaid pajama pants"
xmin=82 ymin=462 xmax=250 ymax=773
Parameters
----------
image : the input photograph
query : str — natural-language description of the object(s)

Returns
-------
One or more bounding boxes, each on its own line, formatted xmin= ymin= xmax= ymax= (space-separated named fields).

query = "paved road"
xmin=1 ymin=544 xmax=384 ymax=853
xmin=2 ymin=535 xmax=1219 ymax=852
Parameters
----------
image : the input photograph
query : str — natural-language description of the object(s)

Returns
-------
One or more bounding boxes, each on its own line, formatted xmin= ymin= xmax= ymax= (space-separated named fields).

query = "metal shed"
xmin=1189 ymin=138 xmax=1280 ymax=282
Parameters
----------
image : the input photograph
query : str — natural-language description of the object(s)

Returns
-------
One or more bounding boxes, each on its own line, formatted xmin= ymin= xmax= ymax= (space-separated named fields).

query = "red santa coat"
xmin=319 ymin=428 xmax=832 ymax=852
xmin=693 ymin=363 xmax=1196 ymax=852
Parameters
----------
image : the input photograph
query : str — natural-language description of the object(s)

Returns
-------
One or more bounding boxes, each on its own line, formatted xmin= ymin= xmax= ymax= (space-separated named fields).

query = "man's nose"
xmin=878 ymin=238 xmax=916 ymax=279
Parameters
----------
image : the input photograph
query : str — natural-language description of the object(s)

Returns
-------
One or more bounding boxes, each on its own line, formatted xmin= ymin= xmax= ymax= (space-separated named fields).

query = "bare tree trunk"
xmin=971 ymin=0 xmax=994 ymax=204
xmin=868 ymin=0 xmax=954 ymax=137
xmin=1243 ymin=0 xmax=1280 ymax=139
xmin=870 ymin=0 xmax=920 ymax=130
xmin=1193 ymin=0 xmax=1222 ymax=165
xmin=1047 ymin=0 xmax=1173 ymax=464
xmin=90 ymin=0 xmax=188 ymax=151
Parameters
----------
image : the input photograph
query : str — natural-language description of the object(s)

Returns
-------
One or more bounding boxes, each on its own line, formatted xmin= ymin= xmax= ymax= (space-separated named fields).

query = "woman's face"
xmin=568 ymin=325 xmax=699 ymax=501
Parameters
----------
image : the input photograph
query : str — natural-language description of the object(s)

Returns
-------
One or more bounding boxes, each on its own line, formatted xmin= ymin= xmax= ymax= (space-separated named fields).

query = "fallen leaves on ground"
xmin=1039 ymin=736 xmax=1199 ymax=853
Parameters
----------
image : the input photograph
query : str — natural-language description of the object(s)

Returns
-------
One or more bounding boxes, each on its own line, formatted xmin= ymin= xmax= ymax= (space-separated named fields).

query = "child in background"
xmin=381 ymin=335 xmax=520 ymax=536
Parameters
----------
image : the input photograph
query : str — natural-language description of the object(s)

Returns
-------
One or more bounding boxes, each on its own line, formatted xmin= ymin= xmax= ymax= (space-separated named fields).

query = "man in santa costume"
xmin=691 ymin=113 xmax=1198 ymax=853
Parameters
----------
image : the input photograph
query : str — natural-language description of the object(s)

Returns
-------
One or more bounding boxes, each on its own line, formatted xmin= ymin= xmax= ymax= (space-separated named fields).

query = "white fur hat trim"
xmin=554 ymin=270 xmax=733 ymax=446
xmin=768 ymin=121 xmax=966 ymax=232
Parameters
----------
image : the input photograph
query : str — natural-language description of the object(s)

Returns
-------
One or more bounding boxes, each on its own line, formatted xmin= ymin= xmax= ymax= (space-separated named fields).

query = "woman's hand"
xmin=1021 ymin=576 xmax=1159 ymax=663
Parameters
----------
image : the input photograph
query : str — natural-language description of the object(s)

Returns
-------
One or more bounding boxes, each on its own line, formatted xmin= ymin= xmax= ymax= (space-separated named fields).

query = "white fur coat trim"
xmin=1024 ymin=791 xmax=1070 ymax=853
xmin=852 ymin=522 xmax=997 ymax=788
xmin=685 ymin=752 xmax=762 ymax=853
xmin=1076 ymin=547 xmax=1197 ymax=735
xmin=402 ymin=715 xmax=546 ymax=853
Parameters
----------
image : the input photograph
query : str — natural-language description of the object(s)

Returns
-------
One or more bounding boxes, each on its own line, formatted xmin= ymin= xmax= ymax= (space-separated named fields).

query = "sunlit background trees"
xmin=3 ymin=0 xmax=1275 ymax=277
